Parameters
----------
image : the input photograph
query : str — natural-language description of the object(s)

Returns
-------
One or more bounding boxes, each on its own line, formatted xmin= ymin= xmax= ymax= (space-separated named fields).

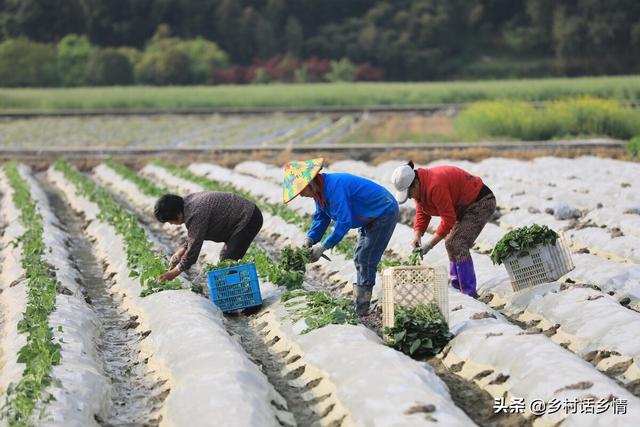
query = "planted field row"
xmin=94 ymin=161 xmax=477 ymax=426
xmin=0 ymin=164 xmax=109 ymax=426
xmin=47 ymin=161 xmax=289 ymax=426
xmin=0 ymin=114 xmax=361 ymax=149
xmin=3 ymin=77 xmax=640 ymax=112
xmin=143 ymin=161 xmax=640 ymax=424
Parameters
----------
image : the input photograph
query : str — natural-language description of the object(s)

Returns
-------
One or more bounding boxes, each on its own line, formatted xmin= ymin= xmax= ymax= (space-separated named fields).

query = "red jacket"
xmin=413 ymin=166 xmax=484 ymax=237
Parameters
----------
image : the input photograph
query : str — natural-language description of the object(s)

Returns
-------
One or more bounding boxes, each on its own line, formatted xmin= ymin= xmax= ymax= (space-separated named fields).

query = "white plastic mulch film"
xmin=505 ymin=233 xmax=575 ymax=292
xmin=382 ymin=265 xmax=449 ymax=328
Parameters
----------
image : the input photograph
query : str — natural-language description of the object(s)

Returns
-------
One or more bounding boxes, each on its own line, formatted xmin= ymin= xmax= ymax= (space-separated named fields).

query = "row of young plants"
xmin=54 ymin=159 xmax=182 ymax=296
xmin=1 ymin=163 xmax=61 ymax=426
xmin=301 ymin=116 xmax=355 ymax=146
xmin=104 ymin=159 xmax=165 ymax=198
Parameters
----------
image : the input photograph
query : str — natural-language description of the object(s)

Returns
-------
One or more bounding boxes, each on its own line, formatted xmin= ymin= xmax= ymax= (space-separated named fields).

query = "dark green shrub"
xmin=326 ymin=57 xmax=356 ymax=82
xmin=0 ymin=38 xmax=59 ymax=86
xmin=136 ymin=33 xmax=227 ymax=85
xmin=626 ymin=136 xmax=640 ymax=158
xmin=136 ymin=48 xmax=191 ymax=85
xmin=86 ymin=49 xmax=134 ymax=86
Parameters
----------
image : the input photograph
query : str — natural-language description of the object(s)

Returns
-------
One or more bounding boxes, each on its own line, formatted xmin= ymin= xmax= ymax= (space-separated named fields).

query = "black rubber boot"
xmin=354 ymin=285 xmax=372 ymax=316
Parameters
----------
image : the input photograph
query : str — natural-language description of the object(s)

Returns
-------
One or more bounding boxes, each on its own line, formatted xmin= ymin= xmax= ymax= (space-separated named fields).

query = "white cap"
xmin=390 ymin=164 xmax=415 ymax=204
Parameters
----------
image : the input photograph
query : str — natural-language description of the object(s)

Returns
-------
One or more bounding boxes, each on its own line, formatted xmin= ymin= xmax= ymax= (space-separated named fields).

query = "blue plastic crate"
xmin=207 ymin=262 xmax=262 ymax=313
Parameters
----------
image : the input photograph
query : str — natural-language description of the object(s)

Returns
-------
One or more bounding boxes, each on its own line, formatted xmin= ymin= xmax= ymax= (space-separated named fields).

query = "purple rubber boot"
xmin=449 ymin=261 xmax=460 ymax=290
xmin=456 ymin=258 xmax=478 ymax=298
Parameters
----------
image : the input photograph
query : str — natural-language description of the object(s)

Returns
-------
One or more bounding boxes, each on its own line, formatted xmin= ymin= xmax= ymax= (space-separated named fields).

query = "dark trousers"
xmin=220 ymin=207 xmax=264 ymax=261
xmin=354 ymin=206 xmax=400 ymax=289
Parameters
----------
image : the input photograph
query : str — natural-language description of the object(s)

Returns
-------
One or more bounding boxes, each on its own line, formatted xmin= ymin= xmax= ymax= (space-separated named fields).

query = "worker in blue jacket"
xmin=283 ymin=158 xmax=400 ymax=315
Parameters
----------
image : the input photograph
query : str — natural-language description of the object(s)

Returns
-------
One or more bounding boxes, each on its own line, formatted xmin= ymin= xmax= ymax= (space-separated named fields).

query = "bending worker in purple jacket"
xmin=154 ymin=192 xmax=263 ymax=282
xmin=283 ymin=158 xmax=399 ymax=315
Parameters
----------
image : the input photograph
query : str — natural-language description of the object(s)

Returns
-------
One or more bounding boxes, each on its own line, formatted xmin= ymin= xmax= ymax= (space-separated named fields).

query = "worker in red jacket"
xmin=390 ymin=161 xmax=496 ymax=297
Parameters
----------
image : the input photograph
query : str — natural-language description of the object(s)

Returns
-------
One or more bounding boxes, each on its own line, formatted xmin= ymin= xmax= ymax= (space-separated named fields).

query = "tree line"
xmin=1 ymin=0 xmax=639 ymax=85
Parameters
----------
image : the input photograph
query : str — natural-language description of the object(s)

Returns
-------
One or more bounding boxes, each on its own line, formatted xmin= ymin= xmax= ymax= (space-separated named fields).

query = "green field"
xmin=1 ymin=76 xmax=640 ymax=112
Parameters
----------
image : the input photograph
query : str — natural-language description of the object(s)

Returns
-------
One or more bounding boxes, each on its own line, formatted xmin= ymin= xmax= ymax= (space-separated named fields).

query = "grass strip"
xmin=2 ymin=77 xmax=640 ymax=112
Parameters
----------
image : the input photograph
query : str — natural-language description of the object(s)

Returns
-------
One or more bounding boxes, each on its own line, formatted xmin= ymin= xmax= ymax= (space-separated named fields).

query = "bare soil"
xmin=347 ymin=112 xmax=455 ymax=143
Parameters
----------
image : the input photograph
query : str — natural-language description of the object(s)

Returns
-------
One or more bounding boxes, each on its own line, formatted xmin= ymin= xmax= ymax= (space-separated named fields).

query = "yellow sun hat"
xmin=282 ymin=158 xmax=324 ymax=203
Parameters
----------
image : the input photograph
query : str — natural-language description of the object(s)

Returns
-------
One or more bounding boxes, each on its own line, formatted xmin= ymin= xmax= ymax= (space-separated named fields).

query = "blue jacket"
xmin=307 ymin=173 xmax=398 ymax=249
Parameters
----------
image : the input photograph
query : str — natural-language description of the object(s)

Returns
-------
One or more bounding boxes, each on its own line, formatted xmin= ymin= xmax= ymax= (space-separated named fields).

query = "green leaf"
xmin=394 ymin=330 xmax=406 ymax=342
xmin=409 ymin=338 xmax=422 ymax=354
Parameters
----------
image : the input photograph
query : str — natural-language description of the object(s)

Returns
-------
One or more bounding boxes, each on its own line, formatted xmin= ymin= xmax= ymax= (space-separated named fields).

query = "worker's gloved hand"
xmin=302 ymin=237 xmax=314 ymax=248
xmin=309 ymin=243 xmax=326 ymax=262
xmin=411 ymin=234 xmax=422 ymax=251
xmin=419 ymin=242 xmax=433 ymax=256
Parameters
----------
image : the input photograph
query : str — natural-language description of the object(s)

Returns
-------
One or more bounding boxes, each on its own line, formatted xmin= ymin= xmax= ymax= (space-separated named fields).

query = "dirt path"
xmin=43 ymin=178 xmax=168 ymax=426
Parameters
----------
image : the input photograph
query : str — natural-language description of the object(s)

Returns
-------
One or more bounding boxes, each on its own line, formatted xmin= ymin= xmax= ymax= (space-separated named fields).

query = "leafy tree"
xmin=136 ymin=30 xmax=228 ymax=84
xmin=2 ymin=0 xmax=640 ymax=81
xmin=254 ymin=13 xmax=278 ymax=59
xmin=84 ymin=0 xmax=164 ymax=47
xmin=284 ymin=16 xmax=303 ymax=56
xmin=215 ymin=0 xmax=243 ymax=61
xmin=57 ymin=34 xmax=94 ymax=86
xmin=174 ymin=37 xmax=228 ymax=83
xmin=0 ymin=0 xmax=87 ymax=42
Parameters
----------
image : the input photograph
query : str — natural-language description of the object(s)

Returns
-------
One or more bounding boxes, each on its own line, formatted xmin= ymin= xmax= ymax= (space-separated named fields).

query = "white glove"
xmin=309 ymin=243 xmax=326 ymax=262
xmin=302 ymin=237 xmax=314 ymax=248
xmin=420 ymin=242 xmax=433 ymax=256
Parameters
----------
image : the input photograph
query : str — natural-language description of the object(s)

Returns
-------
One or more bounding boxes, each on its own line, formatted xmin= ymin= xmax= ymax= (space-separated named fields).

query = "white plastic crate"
xmin=504 ymin=234 xmax=574 ymax=292
xmin=382 ymin=265 xmax=449 ymax=329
